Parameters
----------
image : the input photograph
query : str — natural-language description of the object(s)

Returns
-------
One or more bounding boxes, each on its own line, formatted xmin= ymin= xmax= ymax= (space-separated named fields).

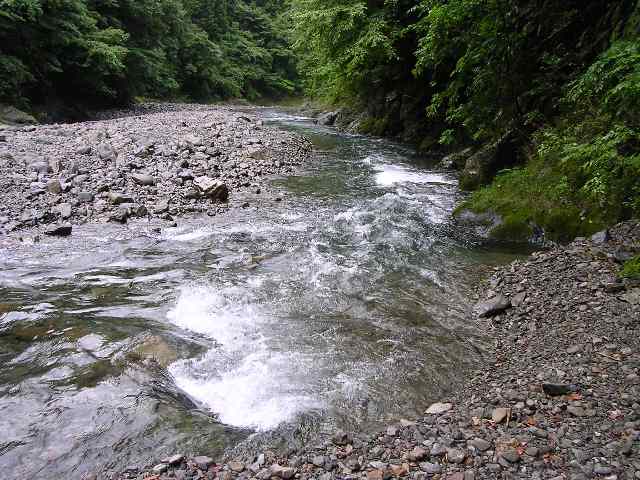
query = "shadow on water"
xmin=0 ymin=108 xmax=528 ymax=479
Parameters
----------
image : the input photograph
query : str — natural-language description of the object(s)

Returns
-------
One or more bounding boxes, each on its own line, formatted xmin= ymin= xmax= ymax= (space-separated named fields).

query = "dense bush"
xmin=0 ymin=0 xmax=298 ymax=109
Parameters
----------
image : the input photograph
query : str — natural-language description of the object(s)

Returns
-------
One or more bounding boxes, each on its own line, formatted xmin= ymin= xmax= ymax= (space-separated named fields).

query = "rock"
xmin=470 ymin=438 xmax=492 ymax=452
xmin=109 ymin=209 xmax=128 ymax=224
xmin=459 ymin=131 xmax=520 ymax=190
xmin=567 ymin=405 xmax=586 ymax=417
xmin=44 ymin=224 xmax=72 ymax=237
xmin=229 ymin=461 xmax=245 ymax=472
xmin=97 ymin=142 xmax=117 ymax=161
xmin=590 ymin=229 xmax=610 ymax=244
xmin=316 ymin=111 xmax=338 ymax=126
xmin=0 ymin=134 xmax=5 ymax=142
xmin=46 ymin=179 xmax=62 ymax=194
xmin=312 ymin=456 xmax=325 ymax=467
xmin=153 ymin=199 xmax=169 ymax=214
xmin=492 ymin=407 xmax=509 ymax=423
xmin=332 ymin=429 xmax=351 ymax=445
xmin=446 ymin=448 xmax=466 ymax=464
xmin=76 ymin=145 xmax=92 ymax=155
xmin=0 ymin=105 xmax=37 ymax=125
xmin=193 ymin=456 xmax=214 ymax=470
xmin=152 ymin=464 xmax=168 ymax=474
xmin=367 ymin=469 xmax=384 ymax=480
xmin=57 ymin=203 xmax=72 ymax=219
xmin=419 ymin=463 xmax=442 ymax=474
xmin=108 ymin=192 xmax=134 ymax=205
xmin=500 ymin=449 xmax=520 ymax=463
xmin=194 ymin=176 xmax=229 ymax=202
xmin=408 ymin=447 xmax=428 ymax=461
xmin=78 ymin=191 xmax=94 ymax=203
xmin=161 ymin=454 xmax=184 ymax=465
xmin=476 ymin=295 xmax=511 ymax=317
xmin=430 ymin=443 xmax=447 ymax=457
xmin=542 ymin=383 xmax=573 ymax=396
xmin=389 ymin=464 xmax=409 ymax=477
xmin=270 ymin=464 xmax=295 ymax=479
xmin=131 ymin=173 xmax=155 ymax=186
xmin=425 ymin=402 xmax=453 ymax=415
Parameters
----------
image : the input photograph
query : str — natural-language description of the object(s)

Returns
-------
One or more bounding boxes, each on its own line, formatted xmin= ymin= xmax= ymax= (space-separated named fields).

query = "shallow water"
xmin=0 ymin=109 xmax=523 ymax=478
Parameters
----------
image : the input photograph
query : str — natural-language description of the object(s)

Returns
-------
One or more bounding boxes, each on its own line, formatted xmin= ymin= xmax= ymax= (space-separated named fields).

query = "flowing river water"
xmin=0 ymin=109 xmax=523 ymax=479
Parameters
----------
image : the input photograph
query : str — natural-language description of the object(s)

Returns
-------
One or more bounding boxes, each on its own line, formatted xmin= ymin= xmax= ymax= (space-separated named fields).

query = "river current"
xmin=0 ymin=109 xmax=521 ymax=478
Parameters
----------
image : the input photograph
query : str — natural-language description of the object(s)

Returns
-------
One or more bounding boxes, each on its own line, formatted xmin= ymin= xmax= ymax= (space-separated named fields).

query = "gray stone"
xmin=97 ymin=143 xmax=117 ymax=161
xmin=46 ymin=179 xmax=62 ymax=194
xmin=492 ymin=407 xmax=510 ymax=423
xmin=425 ymin=402 xmax=453 ymax=415
xmin=194 ymin=176 xmax=229 ymax=202
xmin=78 ymin=191 xmax=94 ymax=203
xmin=476 ymin=294 xmax=511 ymax=317
xmin=567 ymin=406 xmax=586 ymax=417
xmin=58 ymin=203 xmax=72 ymax=219
xmin=270 ymin=464 xmax=295 ymax=479
xmin=108 ymin=192 xmax=134 ymax=205
xmin=419 ymin=463 xmax=441 ymax=474
xmin=447 ymin=448 xmax=466 ymax=464
xmin=332 ymin=429 xmax=351 ymax=445
xmin=500 ymin=449 xmax=520 ymax=463
xmin=44 ymin=224 xmax=72 ymax=237
xmin=76 ymin=145 xmax=91 ymax=155
xmin=131 ymin=173 xmax=155 ymax=186
xmin=590 ymin=230 xmax=610 ymax=244
xmin=161 ymin=454 xmax=184 ymax=465
xmin=193 ymin=456 xmax=214 ymax=470
xmin=152 ymin=464 xmax=168 ymax=474
xmin=470 ymin=438 xmax=492 ymax=452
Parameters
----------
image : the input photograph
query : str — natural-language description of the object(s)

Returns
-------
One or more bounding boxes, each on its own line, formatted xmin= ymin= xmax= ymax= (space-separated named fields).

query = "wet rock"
xmin=44 ymin=223 xmax=72 ymax=237
xmin=476 ymin=295 xmax=511 ymax=317
xmin=542 ymin=383 xmax=573 ymax=396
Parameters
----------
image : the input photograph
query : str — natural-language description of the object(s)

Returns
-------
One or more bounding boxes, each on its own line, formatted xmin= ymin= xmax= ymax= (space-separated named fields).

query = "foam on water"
xmin=167 ymin=283 xmax=323 ymax=430
xmin=375 ymin=164 xmax=456 ymax=186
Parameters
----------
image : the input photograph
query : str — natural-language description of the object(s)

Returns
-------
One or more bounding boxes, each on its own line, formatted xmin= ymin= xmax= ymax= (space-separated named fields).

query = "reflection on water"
xmin=0 ymin=108 xmax=525 ymax=479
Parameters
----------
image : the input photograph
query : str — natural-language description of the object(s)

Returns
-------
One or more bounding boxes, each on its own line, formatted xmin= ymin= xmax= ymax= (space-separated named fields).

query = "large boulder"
xmin=459 ymin=131 xmax=521 ymax=190
xmin=316 ymin=111 xmax=338 ymax=126
xmin=0 ymin=105 xmax=37 ymax=125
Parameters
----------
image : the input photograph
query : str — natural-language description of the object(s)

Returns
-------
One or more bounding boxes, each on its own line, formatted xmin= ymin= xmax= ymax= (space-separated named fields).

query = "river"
xmin=0 ymin=109 xmax=522 ymax=478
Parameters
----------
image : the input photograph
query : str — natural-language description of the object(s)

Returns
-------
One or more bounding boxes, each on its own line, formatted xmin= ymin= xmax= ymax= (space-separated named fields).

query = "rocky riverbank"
xmin=0 ymin=103 xmax=312 ymax=236
xmin=114 ymin=221 xmax=640 ymax=480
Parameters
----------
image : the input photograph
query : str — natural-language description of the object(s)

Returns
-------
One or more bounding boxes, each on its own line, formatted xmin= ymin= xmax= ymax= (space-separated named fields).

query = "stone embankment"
xmin=0 ymin=104 xmax=311 ymax=236
xmin=116 ymin=222 xmax=640 ymax=480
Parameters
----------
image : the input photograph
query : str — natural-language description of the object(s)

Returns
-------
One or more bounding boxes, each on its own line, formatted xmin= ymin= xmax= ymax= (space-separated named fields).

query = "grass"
xmin=620 ymin=255 xmax=640 ymax=279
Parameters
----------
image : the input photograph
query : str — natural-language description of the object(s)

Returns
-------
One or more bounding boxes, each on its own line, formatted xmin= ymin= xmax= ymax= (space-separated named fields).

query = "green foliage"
xmin=0 ymin=0 xmax=298 ymax=107
xmin=462 ymin=38 xmax=640 ymax=240
xmin=620 ymin=255 xmax=640 ymax=279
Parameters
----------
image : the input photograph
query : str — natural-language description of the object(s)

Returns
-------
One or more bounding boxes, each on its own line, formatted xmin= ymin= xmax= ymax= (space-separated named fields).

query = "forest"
xmin=1 ymin=0 xmax=639 ymax=240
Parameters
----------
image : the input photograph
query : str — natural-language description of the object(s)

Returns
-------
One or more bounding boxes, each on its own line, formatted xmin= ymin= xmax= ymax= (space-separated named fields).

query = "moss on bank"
xmin=620 ymin=255 xmax=640 ymax=279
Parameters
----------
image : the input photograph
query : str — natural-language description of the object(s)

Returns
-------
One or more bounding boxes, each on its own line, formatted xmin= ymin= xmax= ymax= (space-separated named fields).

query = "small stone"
xmin=108 ymin=192 xmax=134 ymax=205
xmin=332 ymin=429 xmax=351 ymax=445
xmin=425 ymin=402 xmax=453 ymax=415
xmin=58 ymin=203 xmax=72 ymax=219
xmin=567 ymin=406 xmax=586 ymax=417
xmin=593 ymin=465 xmax=613 ymax=475
xmin=270 ymin=464 xmax=295 ymax=479
xmin=78 ymin=191 xmax=94 ymax=203
xmin=408 ymin=447 xmax=427 ymax=461
xmin=389 ymin=464 xmax=409 ymax=477
xmin=161 ymin=454 xmax=184 ymax=465
xmin=229 ymin=461 xmax=245 ymax=472
xmin=367 ymin=470 xmax=384 ymax=480
xmin=430 ymin=443 xmax=447 ymax=457
xmin=44 ymin=224 xmax=72 ymax=237
xmin=193 ymin=456 xmax=214 ymax=470
xmin=500 ymin=449 xmax=520 ymax=463
xmin=447 ymin=448 xmax=465 ymax=464
xmin=46 ymin=179 xmax=62 ymax=194
xmin=419 ymin=463 xmax=441 ymax=474
xmin=470 ymin=438 xmax=491 ymax=452
xmin=312 ymin=456 xmax=325 ymax=467
xmin=525 ymin=447 xmax=539 ymax=457
xmin=492 ymin=407 xmax=509 ymax=423
xmin=131 ymin=173 xmax=155 ymax=186
xmin=542 ymin=383 xmax=573 ymax=396
xmin=76 ymin=145 xmax=91 ymax=155
xmin=386 ymin=426 xmax=398 ymax=436
xmin=152 ymin=464 xmax=168 ymax=474
xmin=97 ymin=143 xmax=117 ymax=161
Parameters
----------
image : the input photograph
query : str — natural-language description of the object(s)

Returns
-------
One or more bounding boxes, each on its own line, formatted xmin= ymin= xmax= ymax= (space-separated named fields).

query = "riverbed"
xmin=0 ymin=108 xmax=522 ymax=479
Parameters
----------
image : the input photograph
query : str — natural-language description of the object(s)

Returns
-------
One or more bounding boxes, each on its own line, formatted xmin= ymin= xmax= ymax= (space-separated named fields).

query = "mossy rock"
xmin=620 ymin=255 xmax=640 ymax=279
xmin=0 ymin=105 xmax=37 ymax=125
